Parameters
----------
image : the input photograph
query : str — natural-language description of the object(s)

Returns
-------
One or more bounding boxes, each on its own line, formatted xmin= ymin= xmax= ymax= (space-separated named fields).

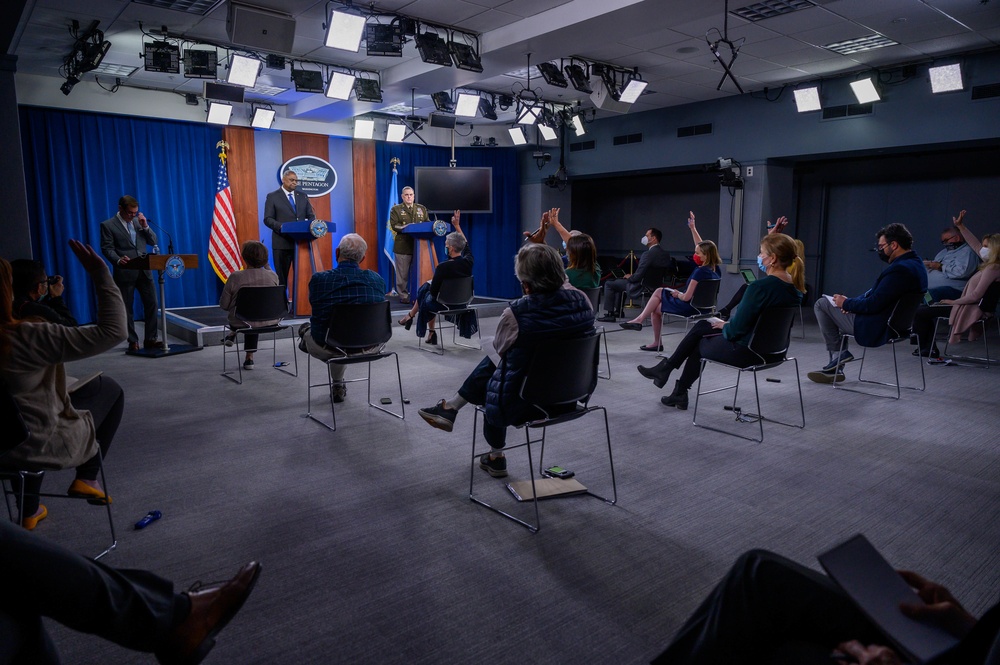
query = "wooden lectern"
xmin=121 ymin=254 xmax=201 ymax=358
xmin=280 ymin=220 xmax=336 ymax=317
xmin=399 ymin=222 xmax=452 ymax=297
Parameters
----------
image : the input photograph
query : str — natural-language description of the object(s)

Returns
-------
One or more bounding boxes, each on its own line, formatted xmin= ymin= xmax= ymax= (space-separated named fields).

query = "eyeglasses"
xmin=874 ymin=243 xmax=888 ymax=252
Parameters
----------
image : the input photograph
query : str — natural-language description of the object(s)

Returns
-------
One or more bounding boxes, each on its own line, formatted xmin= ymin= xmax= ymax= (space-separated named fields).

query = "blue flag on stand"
xmin=383 ymin=161 xmax=399 ymax=287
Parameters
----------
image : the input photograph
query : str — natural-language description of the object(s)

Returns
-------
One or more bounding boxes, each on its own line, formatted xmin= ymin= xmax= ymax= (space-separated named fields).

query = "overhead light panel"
xmin=366 ymin=23 xmax=403 ymax=57
xmin=353 ymin=118 xmax=375 ymax=140
xmin=227 ymin=54 xmax=260 ymax=87
xmin=824 ymin=34 xmax=898 ymax=56
xmin=415 ymin=32 xmax=452 ymax=67
xmin=619 ymin=76 xmax=647 ymax=104
xmin=325 ymin=71 xmax=356 ymax=100
xmin=850 ymin=77 xmax=881 ymax=104
xmin=793 ymin=86 xmax=821 ymax=112
xmin=564 ymin=63 xmax=592 ymax=94
xmin=508 ymin=126 xmax=527 ymax=146
xmin=291 ymin=69 xmax=324 ymax=93
xmin=537 ymin=62 xmax=568 ymax=88
xmin=929 ymin=63 xmax=963 ymax=93
xmin=143 ymin=41 xmax=180 ymax=74
xmin=354 ymin=77 xmax=383 ymax=103
xmin=478 ymin=96 xmax=497 ymax=121
xmin=449 ymin=40 xmax=483 ymax=72
xmin=326 ymin=10 xmax=366 ymax=52
xmin=517 ymin=104 xmax=541 ymax=125
xmin=538 ymin=124 xmax=557 ymax=141
xmin=183 ymin=49 xmax=217 ymax=79
xmin=207 ymin=101 xmax=233 ymax=125
xmin=250 ymin=106 xmax=275 ymax=129
xmin=386 ymin=121 xmax=407 ymax=142
xmin=571 ymin=114 xmax=586 ymax=136
xmin=431 ymin=91 xmax=454 ymax=113
xmin=455 ymin=92 xmax=480 ymax=117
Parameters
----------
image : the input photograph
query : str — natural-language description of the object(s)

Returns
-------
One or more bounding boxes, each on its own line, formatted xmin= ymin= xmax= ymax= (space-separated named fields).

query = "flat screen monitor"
xmin=414 ymin=167 xmax=493 ymax=214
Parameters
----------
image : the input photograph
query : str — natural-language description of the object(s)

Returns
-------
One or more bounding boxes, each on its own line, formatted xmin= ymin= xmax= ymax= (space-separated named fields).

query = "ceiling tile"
xmin=494 ymin=0 xmax=573 ymax=18
xmin=791 ymin=20 xmax=879 ymax=48
xmin=822 ymin=0 xmax=922 ymax=21
xmin=739 ymin=35 xmax=815 ymax=58
xmin=620 ymin=27 xmax=692 ymax=51
xmin=845 ymin=44 xmax=923 ymax=66
xmin=456 ymin=9 xmax=520 ymax=32
xmin=906 ymin=32 xmax=997 ymax=56
xmin=737 ymin=5 xmax=846 ymax=33
xmin=401 ymin=0 xmax=487 ymax=25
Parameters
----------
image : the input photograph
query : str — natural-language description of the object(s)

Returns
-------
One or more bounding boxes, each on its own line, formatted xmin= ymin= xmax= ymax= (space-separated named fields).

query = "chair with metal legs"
xmin=932 ymin=281 xmax=1000 ymax=368
xmin=692 ymin=306 xmax=804 ymax=443
xmin=833 ymin=292 xmax=926 ymax=399
xmin=581 ymin=287 xmax=611 ymax=380
xmin=222 ymin=285 xmax=298 ymax=384
xmin=418 ymin=276 xmax=481 ymax=355
xmin=0 ymin=388 xmax=117 ymax=559
xmin=469 ymin=334 xmax=616 ymax=533
xmin=304 ymin=301 xmax=404 ymax=431
xmin=661 ymin=278 xmax=721 ymax=337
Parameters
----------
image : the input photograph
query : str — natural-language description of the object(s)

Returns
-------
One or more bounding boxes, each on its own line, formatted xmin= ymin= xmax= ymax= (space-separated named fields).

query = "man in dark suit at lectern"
xmin=263 ymin=169 xmax=315 ymax=288
xmin=100 ymin=195 xmax=159 ymax=352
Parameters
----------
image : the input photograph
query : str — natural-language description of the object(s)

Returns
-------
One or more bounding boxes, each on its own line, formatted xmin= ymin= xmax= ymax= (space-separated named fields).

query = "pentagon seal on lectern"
xmin=165 ymin=256 xmax=185 ymax=279
xmin=310 ymin=219 xmax=328 ymax=239
xmin=432 ymin=220 xmax=448 ymax=237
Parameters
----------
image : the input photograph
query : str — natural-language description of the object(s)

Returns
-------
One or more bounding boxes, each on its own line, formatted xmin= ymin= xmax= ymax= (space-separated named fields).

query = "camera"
xmin=46 ymin=275 xmax=60 ymax=285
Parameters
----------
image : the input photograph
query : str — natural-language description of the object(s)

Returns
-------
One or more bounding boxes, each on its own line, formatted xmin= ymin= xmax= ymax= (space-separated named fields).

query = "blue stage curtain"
xmin=19 ymin=107 xmax=221 ymax=325
xmin=374 ymin=143 xmax=521 ymax=299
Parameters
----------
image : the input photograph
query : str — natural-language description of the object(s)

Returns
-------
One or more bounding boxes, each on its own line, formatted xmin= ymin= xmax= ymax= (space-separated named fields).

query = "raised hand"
xmin=687 ymin=211 xmax=696 ymax=228
xmin=953 ymin=210 xmax=967 ymax=227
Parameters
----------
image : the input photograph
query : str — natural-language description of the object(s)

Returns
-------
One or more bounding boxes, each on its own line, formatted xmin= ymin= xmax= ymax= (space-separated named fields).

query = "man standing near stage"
xmin=100 ymin=195 xmax=159 ymax=352
xmin=263 ymin=169 xmax=315 ymax=287
xmin=388 ymin=185 xmax=428 ymax=304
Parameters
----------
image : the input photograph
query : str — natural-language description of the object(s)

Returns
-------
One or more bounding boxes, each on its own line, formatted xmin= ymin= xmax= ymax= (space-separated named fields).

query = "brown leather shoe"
xmin=156 ymin=561 xmax=262 ymax=665
xmin=128 ymin=342 xmax=140 ymax=352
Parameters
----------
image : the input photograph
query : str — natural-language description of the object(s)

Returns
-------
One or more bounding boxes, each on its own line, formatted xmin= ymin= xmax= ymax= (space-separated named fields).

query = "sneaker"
xmin=418 ymin=400 xmax=457 ymax=432
xmin=807 ymin=369 xmax=845 ymax=384
xmin=479 ymin=453 xmax=508 ymax=478
xmin=243 ymin=357 xmax=254 ymax=370
xmin=332 ymin=383 xmax=346 ymax=403
xmin=223 ymin=333 xmax=236 ymax=347
xmin=821 ymin=350 xmax=855 ymax=372
xmin=597 ymin=313 xmax=618 ymax=323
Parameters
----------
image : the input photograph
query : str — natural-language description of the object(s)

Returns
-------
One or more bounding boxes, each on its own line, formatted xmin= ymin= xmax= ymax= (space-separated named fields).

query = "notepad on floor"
xmin=506 ymin=477 xmax=587 ymax=502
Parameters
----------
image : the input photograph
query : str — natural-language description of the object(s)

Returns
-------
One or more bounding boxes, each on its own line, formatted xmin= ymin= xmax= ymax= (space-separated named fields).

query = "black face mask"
xmin=943 ymin=242 xmax=962 ymax=250
xmin=878 ymin=248 xmax=891 ymax=263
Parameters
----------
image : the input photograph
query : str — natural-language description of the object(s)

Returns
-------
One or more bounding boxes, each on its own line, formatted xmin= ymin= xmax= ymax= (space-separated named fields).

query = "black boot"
xmin=660 ymin=381 xmax=689 ymax=410
xmin=637 ymin=358 xmax=673 ymax=389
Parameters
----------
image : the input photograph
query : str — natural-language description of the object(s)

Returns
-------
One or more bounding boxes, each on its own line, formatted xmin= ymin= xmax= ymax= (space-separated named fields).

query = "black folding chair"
xmin=693 ymin=306 xmax=804 ymax=443
xmin=304 ymin=301 xmax=404 ymax=431
xmin=469 ymin=334 xmax=616 ymax=533
xmin=581 ymin=286 xmax=610 ymax=380
xmin=221 ymin=285 xmax=298 ymax=384
xmin=419 ymin=276 xmax=482 ymax=355
xmin=661 ymin=278 xmax=722 ymax=337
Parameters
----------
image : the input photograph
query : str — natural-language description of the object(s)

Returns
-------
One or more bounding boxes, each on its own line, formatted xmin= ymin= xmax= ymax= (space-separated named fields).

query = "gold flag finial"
xmin=390 ymin=156 xmax=400 ymax=172
xmin=216 ymin=140 xmax=230 ymax=163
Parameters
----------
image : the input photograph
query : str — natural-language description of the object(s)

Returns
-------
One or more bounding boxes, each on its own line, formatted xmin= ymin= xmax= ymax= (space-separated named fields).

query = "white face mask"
xmin=640 ymin=236 xmax=649 ymax=246
xmin=981 ymin=247 xmax=991 ymax=260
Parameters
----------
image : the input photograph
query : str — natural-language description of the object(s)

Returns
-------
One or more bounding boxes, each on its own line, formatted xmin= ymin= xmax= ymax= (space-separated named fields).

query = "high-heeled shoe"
xmin=637 ymin=358 xmax=673 ymax=389
xmin=398 ymin=315 xmax=413 ymax=331
xmin=427 ymin=331 xmax=438 ymax=345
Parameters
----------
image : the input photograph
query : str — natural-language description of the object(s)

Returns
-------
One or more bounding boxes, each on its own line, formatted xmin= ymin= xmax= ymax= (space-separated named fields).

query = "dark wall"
xmin=571 ymin=170 xmax=721 ymax=259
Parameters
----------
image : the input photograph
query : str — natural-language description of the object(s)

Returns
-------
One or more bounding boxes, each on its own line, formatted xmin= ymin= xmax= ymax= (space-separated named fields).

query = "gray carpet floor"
xmin=25 ymin=311 xmax=1000 ymax=664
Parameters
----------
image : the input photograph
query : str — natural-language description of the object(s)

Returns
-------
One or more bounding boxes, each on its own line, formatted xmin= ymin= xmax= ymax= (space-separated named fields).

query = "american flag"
xmin=207 ymin=144 xmax=241 ymax=281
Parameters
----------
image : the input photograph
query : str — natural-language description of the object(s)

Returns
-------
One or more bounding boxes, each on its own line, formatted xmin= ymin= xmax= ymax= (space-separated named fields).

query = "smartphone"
xmin=379 ymin=397 xmax=392 ymax=405
xmin=543 ymin=466 xmax=574 ymax=479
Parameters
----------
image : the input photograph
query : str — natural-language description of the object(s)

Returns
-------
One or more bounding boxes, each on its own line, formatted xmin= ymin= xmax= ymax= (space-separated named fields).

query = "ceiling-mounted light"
xmin=184 ymin=49 xmax=217 ymax=79
xmin=353 ymin=118 xmax=375 ymax=139
xmin=386 ymin=121 xmax=407 ymax=142
xmin=564 ymin=62 xmax=592 ymax=94
xmin=144 ymin=41 xmax=180 ymax=74
xmin=60 ymin=75 xmax=80 ymax=96
xmin=449 ymin=39 xmax=483 ymax=72
xmin=291 ymin=68 xmax=324 ymax=93
xmin=508 ymin=126 xmax=527 ymax=145
xmin=850 ymin=77 xmax=880 ymax=104
xmin=415 ymin=32 xmax=452 ymax=67
xmin=227 ymin=54 xmax=260 ymax=87
xmin=325 ymin=10 xmax=366 ymax=52
xmin=538 ymin=62 xmax=568 ymax=88
xmin=250 ymin=105 xmax=275 ymax=129
xmin=455 ymin=92 xmax=480 ymax=117
xmin=431 ymin=91 xmax=454 ymax=112
xmin=619 ymin=74 xmax=647 ymax=104
xmin=571 ymin=114 xmax=586 ymax=136
xmin=793 ymin=86 xmax=822 ymax=112
xmin=207 ymin=101 xmax=233 ymax=125
xmin=929 ymin=63 xmax=963 ymax=93
xmin=478 ymin=96 xmax=498 ymax=121
xmin=354 ymin=77 xmax=383 ymax=103
xmin=538 ymin=124 xmax=557 ymax=141
xmin=517 ymin=104 xmax=541 ymax=125
xmin=325 ymin=71 xmax=356 ymax=100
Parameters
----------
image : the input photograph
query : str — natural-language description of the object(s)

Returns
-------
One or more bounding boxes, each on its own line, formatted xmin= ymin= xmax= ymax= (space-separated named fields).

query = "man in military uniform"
xmin=388 ymin=186 xmax=428 ymax=304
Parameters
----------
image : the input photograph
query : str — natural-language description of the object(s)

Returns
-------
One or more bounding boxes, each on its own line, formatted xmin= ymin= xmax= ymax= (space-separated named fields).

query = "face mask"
xmin=640 ymin=236 xmax=649 ymax=246
xmin=562 ymin=240 xmax=567 ymax=251
xmin=878 ymin=248 xmax=891 ymax=263
xmin=981 ymin=247 xmax=991 ymax=260
xmin=692 ymin=254 xmax=703 ymax=266
xmin=757 ymin=256 xmax=767 ymax=272
xmin=942 ymin=240 xmax=961 ymax=249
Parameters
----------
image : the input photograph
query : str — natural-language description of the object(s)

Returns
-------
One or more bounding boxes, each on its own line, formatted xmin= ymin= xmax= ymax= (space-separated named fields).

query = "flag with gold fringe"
xmin=208 ymin=140 xmax=241 ymax=281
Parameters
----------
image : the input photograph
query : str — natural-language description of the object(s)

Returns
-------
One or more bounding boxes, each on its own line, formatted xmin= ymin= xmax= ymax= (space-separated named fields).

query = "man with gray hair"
xmin=418 ymin=243 xmax=594 ymax=478
xmin=397 ymin=211 xmax=472 ymax=345
xmin=263 ymin=169 xmax=316 ymax=287
xmin=298 ymin=233 xmax=385 ymax=401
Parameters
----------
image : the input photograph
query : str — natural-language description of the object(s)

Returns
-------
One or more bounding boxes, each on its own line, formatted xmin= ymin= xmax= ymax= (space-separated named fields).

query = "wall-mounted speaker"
xmin=227 ymin=3 xmax=296 ymax=54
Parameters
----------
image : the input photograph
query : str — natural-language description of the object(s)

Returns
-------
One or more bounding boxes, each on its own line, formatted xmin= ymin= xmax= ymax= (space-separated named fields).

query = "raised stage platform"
xmin=164 ymin=294 xmax=512 ymax=348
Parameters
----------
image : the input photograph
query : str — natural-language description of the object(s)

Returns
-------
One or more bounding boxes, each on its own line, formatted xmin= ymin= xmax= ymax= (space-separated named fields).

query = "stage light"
xmin=325 ymin=10 xmax=366 ymax=52
xmin=850 ymin=77 xmax=880 ymax=104
xmin=478 ymin=96 xmax=497 ymax=120
xmin=250 ymin=106 xmax=275 ymax=129
xmin=571 ymin=114 xmax=586 ymax=136
xmin=60 ymin=75 xmax=79 ymax=96
xmin=538 ymin=123 xmax=557 ymax=141
xmin=415 ymin=32 xmax=452 ymax=67
xmin=929 ymin=63 xmax=963 ymax=93
xmin=366 ymin=23 xmax=403 ymax=57
xmin=144 ymin=41 xmax=179 ymax=74
xmin=564 ymin=63 xmax=592 ymax=93
xmin=227 ymin=54 xmax=260 ymax=87
xmin=386 ymin=121 xmax=407 ymax=142
xmin=508 ymin=126 xmax=527 ymax=145
xmin=353 ymin=118 xmax=375 ymax=139
xmin=184 ymin=49 xmax=217 ymax=79
xmin=431 ymin=91 xmax=454 ymax=112
xmin=619 ymin=76 xmax=647 ymax=104
xmin=291 ymin=69 xmax=324 ymax=93
xmin=354 ymin=77 xmax=382 ymax=103
xmin=207 ymin=101 xmax=233 ymax=125
xmin=793 ymin=86 xmax=821 ymax=112
xmin=80 ymin=39 xmax=112 ymax=73
xmin=449 ymin=40 xmax=482 ymax=72
xmin=455 ymin=92 xmax=480 ymax=117
xmin=325 ymin=71 xmax=356 ymax=100
xmin=537 ymin=62 xmax=568 ymax=88
xmin=517 ymin=104 xmax=541 ymax=125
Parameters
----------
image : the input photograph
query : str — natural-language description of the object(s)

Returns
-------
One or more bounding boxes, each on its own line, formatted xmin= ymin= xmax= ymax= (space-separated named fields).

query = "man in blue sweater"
xmin=809 ymin=223 xmax=928 ymax=383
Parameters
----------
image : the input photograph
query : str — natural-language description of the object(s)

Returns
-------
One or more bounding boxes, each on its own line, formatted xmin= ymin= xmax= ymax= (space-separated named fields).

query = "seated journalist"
xmin=10 ymin=258 xmax=78 ymax=326
xmin=218 ymin=240 xmax=280 ymax=371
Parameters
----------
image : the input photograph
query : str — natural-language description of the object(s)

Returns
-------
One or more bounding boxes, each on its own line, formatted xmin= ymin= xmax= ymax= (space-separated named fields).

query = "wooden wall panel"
xmin=222 ymin=126 xmax=259 ymax=249
xmin=352 ymin=141 xmax=378 ymax=271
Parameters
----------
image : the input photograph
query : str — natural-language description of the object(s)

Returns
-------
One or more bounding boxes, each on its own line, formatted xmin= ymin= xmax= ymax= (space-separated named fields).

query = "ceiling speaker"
xmin=227 ymin=3 xmax=296 ymax=54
